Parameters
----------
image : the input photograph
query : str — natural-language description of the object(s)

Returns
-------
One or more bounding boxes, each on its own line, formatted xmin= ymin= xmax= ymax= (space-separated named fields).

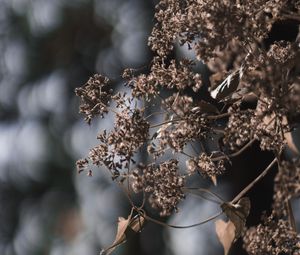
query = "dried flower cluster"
xmin=124 ymin=57 xmax=202 ymax=99
xmin=148 ymin=0 xmax=294 ymax=61
xmin=224 ymin=108 xmax=254 ymax=150
xmin=131 ymin=160 xmax=185 ymax=216
xmin=243 ymin=213 xmax=300 ymax=255
xmin=75 ymin=74 xmax=112 ymax=124
xmin=75 ymin=0 xmax=300 ymax=254
xmin=186 ymin=153 xmax=225 ymax=180
xmin=243 ymin=159 xmax=300 ymax=254
xmin=89 ymin=107 xmax=149 ymax=179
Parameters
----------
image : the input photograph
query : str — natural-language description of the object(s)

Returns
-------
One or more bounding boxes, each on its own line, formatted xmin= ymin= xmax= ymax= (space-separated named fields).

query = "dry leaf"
xmin=211 ymin=175 xmax=218 ymax=186
xmin=241 ymin=92 xmax=257 ymax=104
xmin=100 ymin=216 xmax=131 ymax=255
xmin=197 ymin=100 xmax=220 ymax=114
xmin=221 ymin=197 xmax=250 ymax=239
xmin=215 ymin=219 xmax=236 ymax=255
xmin=128 ymin=214 xmax=145 ymax=233
xmin=100 ymin=213 xmax=145 ymax=255
xmin=216 ymin=198 xmax=250 ymax=255
xmin=210 ymin=67 xmax=243 ymax=100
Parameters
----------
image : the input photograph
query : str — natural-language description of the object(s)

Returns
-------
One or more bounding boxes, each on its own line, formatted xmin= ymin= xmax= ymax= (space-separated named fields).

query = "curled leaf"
xmin=211 ymin=175 xmax=218 ymax=186
xmin=215 ymin=219 xmax=236 ymax=255
xmin=127 ymin=214 xmax=145 ymax=234
xmin=100 ymin=213 xmax=145 ymax=255
xmin=221 ymin=197 xmax=250 ymax=239
xmin=210 ymin=67 xmax=243 ymax=100
xmin=216 ymin=198 xmax=250 ymax=255
xmin=100 ymin=216 xmax=131 ymax=255
xmin=197 ymin=100 xmax=220 ymax=114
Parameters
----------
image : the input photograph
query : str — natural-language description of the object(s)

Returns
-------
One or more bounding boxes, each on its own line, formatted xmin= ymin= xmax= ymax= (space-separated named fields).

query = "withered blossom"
xmin=197 ymin=153 xmax=225 ymax=179
xmin=75 ymin=74 xmax=112 ymax=124
xmin=224 ymin=107 xmax=255 ymax=150
xmin=124 ymin=57 xmax=202 ymax=99
xmin=148 ymin=0 xmax=287 ymax=61
xmin=88 ymin=108 xmax=149 ymax=178
xmin=76 ymin=158 xmax=89 ymax=174
xmin=74 ymin=0 xmax=300 ymax=253
xmin=131 ymin=160 xmax=185 ymax=216
xmin=243 ymin=213 xmax=300 ymax=255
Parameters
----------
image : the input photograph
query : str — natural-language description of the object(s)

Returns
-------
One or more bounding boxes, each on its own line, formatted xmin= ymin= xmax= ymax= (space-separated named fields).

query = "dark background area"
xmin=0 ymin=1 xmax=298 ymax=255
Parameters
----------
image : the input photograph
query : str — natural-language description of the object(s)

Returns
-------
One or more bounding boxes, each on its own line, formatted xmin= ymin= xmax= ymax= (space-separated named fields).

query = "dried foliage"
xmin=75 ymin=0 xmax=300 ymax=254
xmin=215 ymin=219 xmax=236 ymax=255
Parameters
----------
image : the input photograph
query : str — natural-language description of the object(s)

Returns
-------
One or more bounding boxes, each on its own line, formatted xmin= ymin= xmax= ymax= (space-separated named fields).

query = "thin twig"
xmin=206 ymin=112 xmax=231 ymax=120
xmin=232 ymin=157 xmax=278 ymax=203
xmin=150 ymin=119 xmax=181 ymax=128
xmin=145 ymin=111 xmax=165 ymax=119
xmin=141 ymin=211 xmax=223 ymax=229
xmin=180 ymin=150 xmax=194 ymax=158
xmin=281 ymin=13 xmax=300 ymax=22
xmin=287 ymin=199 xmax=297 ymax=232
xmin=183 ymin=187 xmax=224 ymax=204
xmin=211 ymin=138 xmax=256 ymax=161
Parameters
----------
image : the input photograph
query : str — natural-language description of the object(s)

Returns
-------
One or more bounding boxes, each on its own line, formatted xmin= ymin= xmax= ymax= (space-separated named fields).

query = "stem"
xmin=150 ymin=119 xmax=181 ymax=128
xmin=287 ymin=199 xmax=297 ymax=232
xmin=212 ymin=127 xmax=226 ymax=134
xmin=211 ymin=138 xmax=256 ymax=161
xmin=180 ymin=150 xmax=194 ymax=158
xmin=183 ymin=187 xmax=224 ymax=204
xmin=190 ymin=143 xmax=200 ymax=155
xmin=126 ymin=159 xmax=132 ymax=202
xmin=228 ymin=139 xmax=256 ymax=158
xmin=141 ymin=211 xmax=223 ymax=229
xmin=232 ymin=157 xmax=278 ymax=203
xmin=206 ymin=112 xmax=231 ymax=120
xmin=145 ymin=111 xmax=165 ymax=119
xmin=281 ymin=13 xmax=300 ymax=22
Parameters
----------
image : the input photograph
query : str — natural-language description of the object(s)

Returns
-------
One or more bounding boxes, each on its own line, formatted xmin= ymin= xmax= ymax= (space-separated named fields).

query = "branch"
xmin=232 ymin=157 xmax=278 ymax=203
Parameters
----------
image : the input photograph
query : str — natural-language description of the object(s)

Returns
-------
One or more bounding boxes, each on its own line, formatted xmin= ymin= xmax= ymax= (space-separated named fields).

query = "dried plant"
xmin=75 ymin=1 xmax=300 ymax=254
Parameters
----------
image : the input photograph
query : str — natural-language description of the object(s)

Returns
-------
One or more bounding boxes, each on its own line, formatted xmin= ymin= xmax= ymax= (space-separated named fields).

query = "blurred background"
xmin=0 ymin=1 xmax=299 ymax=255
